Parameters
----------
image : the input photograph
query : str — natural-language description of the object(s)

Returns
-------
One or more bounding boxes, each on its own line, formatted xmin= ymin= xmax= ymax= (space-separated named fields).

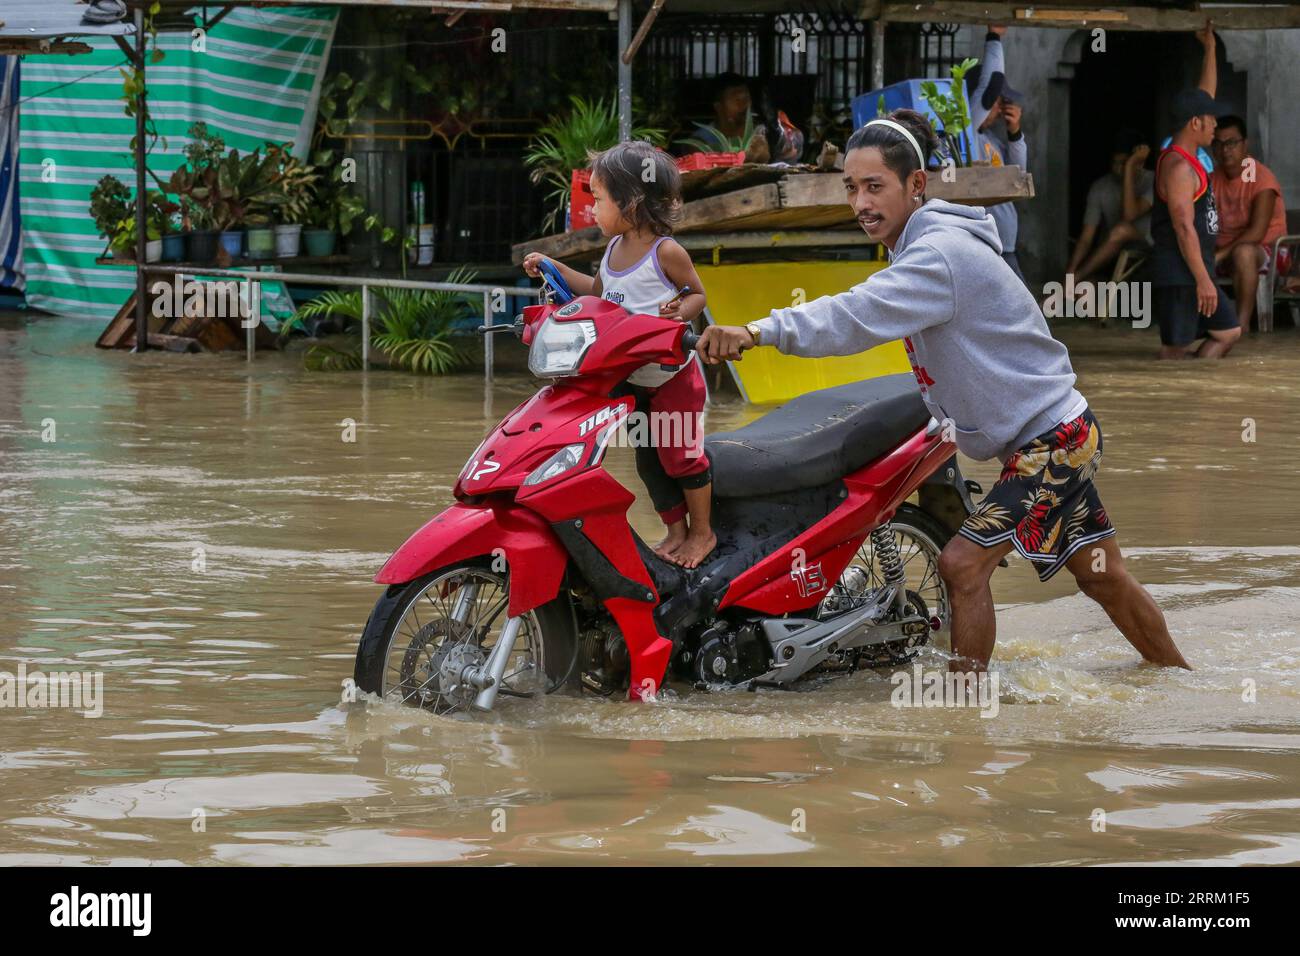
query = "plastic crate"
xmin=851 ymin=79 xmax=968 ymax=164
xmin=569 ymin=168 xmax=596 ymax=232
xmin=675 ymin=151 xmax=745 ymax=172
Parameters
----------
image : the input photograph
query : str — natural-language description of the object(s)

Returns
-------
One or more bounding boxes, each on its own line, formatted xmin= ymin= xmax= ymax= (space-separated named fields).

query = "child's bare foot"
xmin=671 ymin=528 xmax=716 ymax=569
xmin=653 ymin=524 xmax=687 ymax=560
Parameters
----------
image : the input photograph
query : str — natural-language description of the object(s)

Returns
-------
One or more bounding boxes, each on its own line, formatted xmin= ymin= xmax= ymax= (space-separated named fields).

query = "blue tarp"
xmin=0 ymin=57 xmax=22 ymax=293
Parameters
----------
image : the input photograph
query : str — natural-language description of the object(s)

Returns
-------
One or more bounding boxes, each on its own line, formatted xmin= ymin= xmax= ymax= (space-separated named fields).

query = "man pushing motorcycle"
xmin=696 ymin=108 xmax=1191 ymax=673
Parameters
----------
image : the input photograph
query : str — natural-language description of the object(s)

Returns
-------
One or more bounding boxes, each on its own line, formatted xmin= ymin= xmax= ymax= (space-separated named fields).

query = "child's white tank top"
xmin=598 ymin=235 xmax=694 ymax=388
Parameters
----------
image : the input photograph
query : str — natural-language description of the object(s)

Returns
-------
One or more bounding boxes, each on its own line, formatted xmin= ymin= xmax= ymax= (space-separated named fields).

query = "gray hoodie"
xmin=967 ymin=35 xmax=1027 ymax=254
xmin=752 ymin=199 xmax=1084 ymax=463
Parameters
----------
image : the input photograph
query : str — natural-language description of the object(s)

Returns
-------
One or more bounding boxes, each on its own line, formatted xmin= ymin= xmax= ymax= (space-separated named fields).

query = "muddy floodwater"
xmin=1 ymin=314 xmax=1298 ymax=866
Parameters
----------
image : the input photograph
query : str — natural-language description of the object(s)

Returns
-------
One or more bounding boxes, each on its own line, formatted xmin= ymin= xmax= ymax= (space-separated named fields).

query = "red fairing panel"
xmin=374 ymin=501 xmax=568 ymax=618
xmin=520 ymin=467 xmax=672 ymax=700
xmin=455 ymin=386 xmax=635 ymax=498
xmin=719 ymin=429 xmax=955 ymax=614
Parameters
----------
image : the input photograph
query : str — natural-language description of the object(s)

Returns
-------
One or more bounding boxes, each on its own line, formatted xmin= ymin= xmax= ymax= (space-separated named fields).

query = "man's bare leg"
xmin=1075 ymin=222 xmax=1139 ymax=284
xmin=938 ymin=535 xmax=1015 ymax=673
xmin=1064 ymin=537 xmax=1191 ymax=668
xmin=1230 ymin=243 xmax=1264 ymax=331
xmin=1195 ymin=325 xmax=1240 ymax=358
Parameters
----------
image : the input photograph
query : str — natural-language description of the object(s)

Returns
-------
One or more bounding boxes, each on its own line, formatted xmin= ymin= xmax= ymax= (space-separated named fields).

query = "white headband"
xmin=864 ymin=118 xmax=927 ymax=171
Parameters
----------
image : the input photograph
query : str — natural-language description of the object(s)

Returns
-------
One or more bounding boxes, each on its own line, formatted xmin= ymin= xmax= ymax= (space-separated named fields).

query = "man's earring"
xmin=913 ymin=194 xmax=922 ymax=204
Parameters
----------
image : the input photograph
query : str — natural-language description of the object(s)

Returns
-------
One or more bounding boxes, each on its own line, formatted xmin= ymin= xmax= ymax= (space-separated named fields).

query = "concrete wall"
xmin=971 ymin=27 xmax=1300 ymax=288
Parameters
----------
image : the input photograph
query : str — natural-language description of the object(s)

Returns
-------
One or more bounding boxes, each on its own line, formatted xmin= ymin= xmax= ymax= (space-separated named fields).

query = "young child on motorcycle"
xmin=523 ymin=141 xmax=716 ymax=569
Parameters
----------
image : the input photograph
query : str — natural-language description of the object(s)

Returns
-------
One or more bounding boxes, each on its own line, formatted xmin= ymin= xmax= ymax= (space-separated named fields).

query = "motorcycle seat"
xmin=705 ymin=374 xmax=929 ymax=498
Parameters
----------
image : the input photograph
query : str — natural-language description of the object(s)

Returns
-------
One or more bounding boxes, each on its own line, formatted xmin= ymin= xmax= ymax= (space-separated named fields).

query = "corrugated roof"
xmin=0 ymin=1 xmax=136 ymax=40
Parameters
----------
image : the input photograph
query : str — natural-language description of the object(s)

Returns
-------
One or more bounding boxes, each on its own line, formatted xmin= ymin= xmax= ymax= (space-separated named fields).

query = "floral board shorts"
xmin=957 ymin=409 xmax=1116 ymax=582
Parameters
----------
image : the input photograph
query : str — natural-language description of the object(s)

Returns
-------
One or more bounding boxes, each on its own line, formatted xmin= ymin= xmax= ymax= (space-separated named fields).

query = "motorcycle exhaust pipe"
xmin=467 ymin=615 xmax=524 ymax=712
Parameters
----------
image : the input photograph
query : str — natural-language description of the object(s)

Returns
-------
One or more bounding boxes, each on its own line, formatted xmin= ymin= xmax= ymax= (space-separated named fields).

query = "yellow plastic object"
xmin=697 ymin=260 xmax=910 ymax=404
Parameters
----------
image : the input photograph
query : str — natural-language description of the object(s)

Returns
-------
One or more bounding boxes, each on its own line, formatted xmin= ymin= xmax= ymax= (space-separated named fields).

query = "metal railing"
xmin=138 ymin=263 xmax=542 ymax=381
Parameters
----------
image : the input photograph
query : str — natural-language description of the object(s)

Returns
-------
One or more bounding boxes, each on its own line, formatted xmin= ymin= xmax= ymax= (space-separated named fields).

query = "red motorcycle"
xmin=354 ymin=264 xmax=981 ymax=714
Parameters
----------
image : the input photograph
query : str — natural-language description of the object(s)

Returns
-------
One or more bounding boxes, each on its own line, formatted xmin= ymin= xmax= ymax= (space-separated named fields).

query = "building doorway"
xmin=1066 ymin=29 xmax=1246 ymax=244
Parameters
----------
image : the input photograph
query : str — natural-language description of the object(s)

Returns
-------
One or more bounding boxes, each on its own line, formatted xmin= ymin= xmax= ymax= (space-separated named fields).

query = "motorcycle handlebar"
xmin=680 ymin=329 xmax=699 ymax=357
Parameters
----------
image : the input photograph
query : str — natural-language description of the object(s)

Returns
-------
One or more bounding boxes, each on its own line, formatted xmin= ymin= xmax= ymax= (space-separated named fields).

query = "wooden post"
xmin=617 ymin=0 xmax=632 ymax=141
xmin=132 ymin=5 xmax=148 ymax=352
xmin=871 ymin=18 xmax=886 ymax=92
xmin=621 ymin=0 xmax=665 ymax=66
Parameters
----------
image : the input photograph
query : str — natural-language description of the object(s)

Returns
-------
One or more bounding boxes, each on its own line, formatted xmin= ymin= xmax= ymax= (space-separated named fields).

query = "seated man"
xmin=1209 ymin=114 xmax=1290 ymax=331
xmin=677 ymin=72 xmax=802 ymax=165
xmin=1065 ymin=131 xmax=1155 ymax=284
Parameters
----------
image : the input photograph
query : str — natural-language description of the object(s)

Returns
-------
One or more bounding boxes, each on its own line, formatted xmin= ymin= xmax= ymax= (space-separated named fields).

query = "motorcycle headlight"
xmin=528 ymin=317 xmax=597 ymax=377
xmin=523 ymin=443 xmax=586 ymax=486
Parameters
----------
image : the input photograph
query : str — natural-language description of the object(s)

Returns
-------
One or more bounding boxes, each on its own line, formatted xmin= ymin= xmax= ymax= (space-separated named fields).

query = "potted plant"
xmin=180 ymin=178 xmax=221 ymax=263
xmin=160 ymin=210 xmax=186 ymax=262
xmin=90 ymin=175 xmax=131 ymax=258
xmin=205 ymin=146 xmax=280 ymax=261
xmin=303 ymin=152 xmax=366 ymax=257
xmin=244 ymin=207 xmax=275 ymax=261
xmin=168 ymin=159 xmax=221 ymax=262
xmin=524 ymin=96 xmax=666 ymax=234
xmin=265 ymin=143 xmax=317 ymax=258
xmin=168 ymin=122 xmax=226 ymax=262
xmin=107 ymin=191 xmax=177 ymax=262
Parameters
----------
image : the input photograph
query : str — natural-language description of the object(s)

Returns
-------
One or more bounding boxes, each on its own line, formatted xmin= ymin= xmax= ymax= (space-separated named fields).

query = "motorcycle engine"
xmin=686 ymin=621 xmax=769 ymax=688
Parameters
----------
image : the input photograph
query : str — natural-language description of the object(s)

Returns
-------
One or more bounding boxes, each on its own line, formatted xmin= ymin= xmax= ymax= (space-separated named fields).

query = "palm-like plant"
xmin=920 ymin=57 xmax=980 ymax=168
xmin=524 ymin=96 xmax=666 ymax=234
xmin=285 ymin=267 xmax=478 ymax=375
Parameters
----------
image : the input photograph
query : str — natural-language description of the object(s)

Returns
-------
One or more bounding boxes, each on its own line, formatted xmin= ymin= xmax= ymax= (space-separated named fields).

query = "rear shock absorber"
xmin=870 ymin=524 xmax=907 ymax=606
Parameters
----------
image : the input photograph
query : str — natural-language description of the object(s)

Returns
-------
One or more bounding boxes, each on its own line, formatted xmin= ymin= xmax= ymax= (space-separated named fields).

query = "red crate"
xmin=569 ymin=169 xmax=597 ymax=232
xmin=675 ymin=151 xmax=745 ymax=172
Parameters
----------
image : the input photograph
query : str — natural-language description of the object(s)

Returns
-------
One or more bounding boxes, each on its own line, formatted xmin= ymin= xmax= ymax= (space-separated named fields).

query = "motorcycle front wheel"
xmin=354 ymin=561 xmax=578 ymax=715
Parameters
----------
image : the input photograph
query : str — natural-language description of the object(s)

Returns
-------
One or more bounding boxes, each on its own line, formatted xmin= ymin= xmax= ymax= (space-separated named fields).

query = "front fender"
xmin=374 ymin=502 xmax=567 ymax=617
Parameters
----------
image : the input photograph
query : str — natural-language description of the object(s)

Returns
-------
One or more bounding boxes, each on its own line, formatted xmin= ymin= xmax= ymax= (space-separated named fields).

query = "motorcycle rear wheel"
xmin=354 ymin=561 xmax=578 ymax=714
xmin=832 ymin=503 xmax=951 ymax=668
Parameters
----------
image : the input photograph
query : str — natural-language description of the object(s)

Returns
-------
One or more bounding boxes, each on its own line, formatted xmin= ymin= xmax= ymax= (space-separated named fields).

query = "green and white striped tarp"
xmin=18 ymin=6 xmax=337 ymax=319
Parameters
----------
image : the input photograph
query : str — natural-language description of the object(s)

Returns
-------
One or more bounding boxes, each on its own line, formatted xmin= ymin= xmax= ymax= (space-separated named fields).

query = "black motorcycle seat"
xmin=706 ymin=374 xmax=930 ymax=498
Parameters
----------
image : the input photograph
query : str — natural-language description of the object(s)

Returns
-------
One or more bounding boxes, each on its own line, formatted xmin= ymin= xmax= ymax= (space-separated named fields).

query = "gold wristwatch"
xmin=745 ymin=322 xmax=763 ymax=346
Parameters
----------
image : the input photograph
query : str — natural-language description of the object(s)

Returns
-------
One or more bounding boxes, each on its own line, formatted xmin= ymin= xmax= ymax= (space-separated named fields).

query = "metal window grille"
xmin=918 ymin=22 xmax=962 ymax=78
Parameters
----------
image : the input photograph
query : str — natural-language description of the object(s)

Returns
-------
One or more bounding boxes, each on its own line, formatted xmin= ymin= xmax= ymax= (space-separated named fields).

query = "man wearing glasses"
xmin=1209 ymin=115 xmax=1290 ymax=332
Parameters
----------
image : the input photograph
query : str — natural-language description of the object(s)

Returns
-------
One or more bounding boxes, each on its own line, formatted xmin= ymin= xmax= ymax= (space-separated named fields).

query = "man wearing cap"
xmin=966 ymin=24 xmax=1028 ymax=280
xmin=1149 ymin=21 xmax=1241 ymax=358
